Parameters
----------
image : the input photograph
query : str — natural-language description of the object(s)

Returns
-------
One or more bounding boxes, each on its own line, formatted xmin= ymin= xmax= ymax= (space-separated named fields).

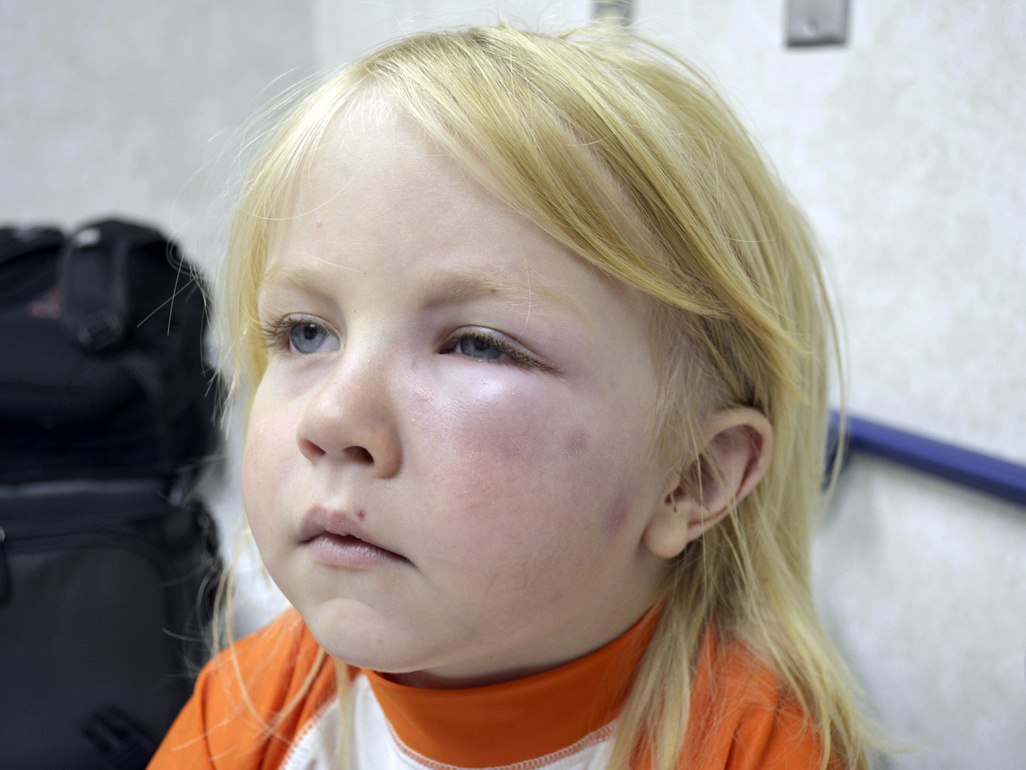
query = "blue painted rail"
xmin=828 ymin=411 xmax=1026 ymax=507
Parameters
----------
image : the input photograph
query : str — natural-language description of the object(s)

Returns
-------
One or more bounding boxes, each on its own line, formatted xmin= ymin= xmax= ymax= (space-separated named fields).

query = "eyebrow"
xmin=258 ymin=260 xmax=352 ymax=304
xmin=419 ymin=270 xmax=587 ymax=321
xmin=259 ymin=261 xmax=588 ymax=321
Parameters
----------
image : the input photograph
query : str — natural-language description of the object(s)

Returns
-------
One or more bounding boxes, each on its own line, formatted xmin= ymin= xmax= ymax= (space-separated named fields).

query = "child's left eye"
xmin=448 ymin=331 xmax=535 ymax=368
xmin=456 ymin=335 xmax=505 ymax=360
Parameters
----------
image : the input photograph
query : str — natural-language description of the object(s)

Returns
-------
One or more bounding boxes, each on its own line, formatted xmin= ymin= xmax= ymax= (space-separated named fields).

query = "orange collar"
xmin=362 ymin=610 xmax=658 ymax=767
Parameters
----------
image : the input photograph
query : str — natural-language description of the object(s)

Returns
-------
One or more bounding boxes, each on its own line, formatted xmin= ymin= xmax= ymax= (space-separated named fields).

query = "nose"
xmin=296 ymin=350 xmax=402 ymax=478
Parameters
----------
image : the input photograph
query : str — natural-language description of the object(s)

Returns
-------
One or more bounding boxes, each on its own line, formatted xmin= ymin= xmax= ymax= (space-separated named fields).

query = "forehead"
xmin=264 ymin=99 xmax=651 ymax=320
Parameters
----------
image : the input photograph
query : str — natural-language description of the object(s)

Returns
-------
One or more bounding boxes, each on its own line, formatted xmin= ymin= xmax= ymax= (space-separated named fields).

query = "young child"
xmin=149 ymin=24 xmax=872 ymax=770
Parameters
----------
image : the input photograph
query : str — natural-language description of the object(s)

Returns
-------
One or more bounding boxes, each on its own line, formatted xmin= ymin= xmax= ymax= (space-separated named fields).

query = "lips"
xmin=299 ymin=505 xmax=408 ymax=567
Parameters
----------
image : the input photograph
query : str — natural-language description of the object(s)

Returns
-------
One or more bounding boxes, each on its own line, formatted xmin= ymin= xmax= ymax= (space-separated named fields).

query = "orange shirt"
xmin=147 ymin=610 xmax=830 ymax=769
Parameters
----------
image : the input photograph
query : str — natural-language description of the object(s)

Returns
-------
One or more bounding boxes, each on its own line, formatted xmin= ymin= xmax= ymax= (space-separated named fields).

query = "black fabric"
xmin=0 ymin=218 xmax=223 ymax=769
xmin=0 ymin=481 xmax=220 ymax=769
xmin=0 ymin=219 xmax=221 ymax=485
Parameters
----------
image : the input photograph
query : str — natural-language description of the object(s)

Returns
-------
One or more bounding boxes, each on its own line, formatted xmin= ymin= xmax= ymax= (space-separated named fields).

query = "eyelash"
xmin=259 ymin=314 xmax=326 ymax=351
xmin=259 ymin=316 xmax=545 ymax=370
xmin=448 ymin=330 xmax=539 ymax=369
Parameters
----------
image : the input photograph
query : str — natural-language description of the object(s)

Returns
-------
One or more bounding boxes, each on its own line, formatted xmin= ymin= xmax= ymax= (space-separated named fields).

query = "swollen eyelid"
xmin=451 ymin=331 xmax=543 ymax=370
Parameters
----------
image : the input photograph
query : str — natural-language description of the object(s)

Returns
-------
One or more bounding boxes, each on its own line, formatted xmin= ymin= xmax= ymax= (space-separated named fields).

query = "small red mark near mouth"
xmin=356 ymin=509 xmax=366 ymax=521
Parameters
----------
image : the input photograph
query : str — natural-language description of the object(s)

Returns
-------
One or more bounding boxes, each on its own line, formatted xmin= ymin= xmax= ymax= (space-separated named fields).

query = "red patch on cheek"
xmin=605 ymin=491 xmax=633 ymax=537
xmin=565 ymin=429 xmax=590 ymax=459
xmin=603 ymin=473 xmax=646 ymax=538
xmin=495 ymin=431 xmax=533 ymax=462
xmin=466 ymin=411 xmax=547 ymax=464
xmin=427 ymin=388 xmax=574 ymax=468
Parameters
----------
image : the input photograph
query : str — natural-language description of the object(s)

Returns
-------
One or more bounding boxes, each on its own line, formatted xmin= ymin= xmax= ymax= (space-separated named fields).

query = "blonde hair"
xmin=222 ymin=24 xmax=871 ymax=770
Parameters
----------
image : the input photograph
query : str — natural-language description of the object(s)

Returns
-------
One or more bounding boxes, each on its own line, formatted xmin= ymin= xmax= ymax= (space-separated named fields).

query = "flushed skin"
xmin=242 ymin=102 xmax=678 ymax=689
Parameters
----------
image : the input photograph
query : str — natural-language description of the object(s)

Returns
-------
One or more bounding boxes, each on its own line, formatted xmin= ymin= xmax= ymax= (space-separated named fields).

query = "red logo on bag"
xmin=28 ymin=287 xmax=62 ymax=319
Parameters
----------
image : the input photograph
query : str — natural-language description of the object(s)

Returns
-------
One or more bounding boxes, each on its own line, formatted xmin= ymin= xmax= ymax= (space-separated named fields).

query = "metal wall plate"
xmin=786 ymin=0 xmax=849 ymax=47
xmin=594 ymin=0 xmax=634 ymax=26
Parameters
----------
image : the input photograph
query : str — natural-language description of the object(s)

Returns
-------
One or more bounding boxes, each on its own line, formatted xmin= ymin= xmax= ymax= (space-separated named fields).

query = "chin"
xmin=301 ymin=608 xmax=427 ymax=673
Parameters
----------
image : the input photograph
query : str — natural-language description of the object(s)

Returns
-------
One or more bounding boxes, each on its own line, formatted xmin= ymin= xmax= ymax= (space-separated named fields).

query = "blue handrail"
xmin=828 ymin=411 xmax=1026 ymax=507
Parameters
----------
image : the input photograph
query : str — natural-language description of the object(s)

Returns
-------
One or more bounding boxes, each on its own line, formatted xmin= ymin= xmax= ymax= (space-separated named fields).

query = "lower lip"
xmin=304 ymin=533 xmax=408 ymax=569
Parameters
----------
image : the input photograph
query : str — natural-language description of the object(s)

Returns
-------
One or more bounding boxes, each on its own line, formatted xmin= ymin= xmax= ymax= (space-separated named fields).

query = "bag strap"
xmin=0 ymin=225 xmax=64 ymax=268
xmin=58 ymin=219 xmax=168 ymax=352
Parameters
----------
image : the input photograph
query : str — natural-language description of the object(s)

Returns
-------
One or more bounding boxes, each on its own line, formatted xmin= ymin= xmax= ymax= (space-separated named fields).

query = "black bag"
xmin=0 ymin=219 xmax=220 ymax=484
xmin=0 ymin=480 xmax=220 ymax=769
xmin=0 ymin=219 xmax=223 ymax=769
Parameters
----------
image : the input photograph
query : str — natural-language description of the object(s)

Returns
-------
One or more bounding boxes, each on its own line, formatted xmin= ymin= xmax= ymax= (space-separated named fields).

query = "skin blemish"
xmin=356 ymin=509 xmax=366 ymax=521
xmin=444 ymin=389 xmax=550 ymax=465
xmin=564 ymin=429 xmax=589 ymax=459
xmin=604 ymin=480 xmax=643 ymax=539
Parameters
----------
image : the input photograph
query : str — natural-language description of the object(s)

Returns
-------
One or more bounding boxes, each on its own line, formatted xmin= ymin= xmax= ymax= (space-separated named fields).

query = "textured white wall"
xmin=816 ymin=457 xmax=1026 ymax=769
xmin=0 ymin=0 xmax=316 ymax=273
xmin=311 ymin=0 xmax=591 ymax=67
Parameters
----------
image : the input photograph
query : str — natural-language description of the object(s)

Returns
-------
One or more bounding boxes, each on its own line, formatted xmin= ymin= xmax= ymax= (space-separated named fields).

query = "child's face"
xmin=242 ymin=102 xmax=673 ymax=687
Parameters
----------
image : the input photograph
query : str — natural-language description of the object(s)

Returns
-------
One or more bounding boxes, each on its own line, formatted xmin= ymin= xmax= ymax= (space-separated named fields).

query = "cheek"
xmin=240 ymin=422 xmax=273 ymax=532
xmin=604 ymin=487 xmax=635 ymax=538
xmin=411 ymin=382 xmax=649 ymax=541
xmin=468 ymin=400 xmax=562 ymax=465
xmin=565 ymin=429 xmax=590 ymax=459
xmin=239 ymin=397 xmax=296 ymax=537
xmin=414 ymin=379 xmax=574 ymax=466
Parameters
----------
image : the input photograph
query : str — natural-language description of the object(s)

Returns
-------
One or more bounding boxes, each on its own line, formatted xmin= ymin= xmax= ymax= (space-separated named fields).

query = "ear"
xmin=643 ymin=408 xmax=773 ymax=560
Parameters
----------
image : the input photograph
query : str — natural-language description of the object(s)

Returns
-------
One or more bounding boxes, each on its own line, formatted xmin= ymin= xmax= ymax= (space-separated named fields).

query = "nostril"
xmin=299 ymin=437 xmax=326 ymax=461
xmin=344 ymin=446 xmax=374 ymax=464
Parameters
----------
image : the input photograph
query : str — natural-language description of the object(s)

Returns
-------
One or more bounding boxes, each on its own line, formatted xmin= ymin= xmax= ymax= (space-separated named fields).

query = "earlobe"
xmin=642 ymin=486 xmax=695 ymax=560
xmin=642 ymin=408 xmax=773 ymax=560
